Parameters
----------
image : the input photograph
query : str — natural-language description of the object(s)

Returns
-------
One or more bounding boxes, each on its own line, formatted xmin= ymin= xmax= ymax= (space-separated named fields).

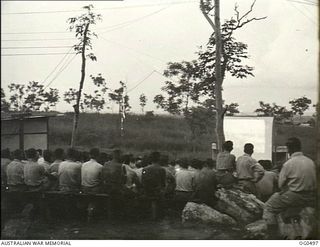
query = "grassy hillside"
xmin=49 ymin=113 xmax=317 ymax=161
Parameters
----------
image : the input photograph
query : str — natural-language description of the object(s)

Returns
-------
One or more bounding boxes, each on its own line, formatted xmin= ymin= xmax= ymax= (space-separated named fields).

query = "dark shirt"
xmin=141 ymin=163 xmax=166 ymax=197
xmin=102 ymin=160 xmax=126 ymax=194
xmin=193 ymin=167 xmax=218 ymax=204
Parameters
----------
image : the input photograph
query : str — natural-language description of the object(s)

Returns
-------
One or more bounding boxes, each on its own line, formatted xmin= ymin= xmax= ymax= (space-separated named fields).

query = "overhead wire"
xmin=40 ymin=47 xmax=74 ymax=85
xmin=1 ymin=52 xmax=77 ymax=56
xmin=286 ymin=0 xmax=317 ymax=24
xmin=127 ymin=70 xmax=158 ymax=93
xmin=43 ymin=53 xmax=77 ymax=89
xmin=2 ymin=45 xmax=73 ymax=49
xmin=1 ymin=0 xmax=197 ymax=15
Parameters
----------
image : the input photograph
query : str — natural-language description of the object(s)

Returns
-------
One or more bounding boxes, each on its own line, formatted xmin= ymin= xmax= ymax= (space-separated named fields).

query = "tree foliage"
xmin=139 ymin=93 xmax=147 ymax=113
xmin=255 ymin=101 xmax=292 ymax=122
xmin=4 ymin=82 xmax=59 ymax=112
xmin=289 ymin=96 xmax=312 ymax=117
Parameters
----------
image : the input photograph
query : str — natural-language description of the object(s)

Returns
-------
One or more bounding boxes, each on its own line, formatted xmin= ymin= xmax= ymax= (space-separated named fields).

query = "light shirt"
xmin=279 ymin=152 xmax=316 ymax=192
xmin=58 ymin=160 xmax=82 ymax=191
xmin=236 ymin=153 xmax=265 ymax=181
xmin=135 ymin=167 xmax=143 ymax=183
xmin=81 ymin=159 xmax=103 ymax=188
xmin=24 ymin=160 xmax=46 ymax=186
xmin=216 ymin=151 xmax=236 ymax=171
xmin=49 ymin=160 xmax=63 ymax=174
xmin=40 ymin=161 xmax=50 ymax=173
xmin=7 ymin=159 xmax=25 ymax=186
xmin=38 ymin=157 xmax=45 ymax=165
xmin=175 ymin=168 xmax=195 ymax=192
xmin=1 ymin=158 xmax=11 ymax=185
xmin=123 ymin=164 xmax=138 ymax=189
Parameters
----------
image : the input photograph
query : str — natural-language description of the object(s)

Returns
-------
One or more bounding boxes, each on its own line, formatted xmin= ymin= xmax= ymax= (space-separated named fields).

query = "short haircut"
xmin=12 ymin=149 xmax=24 ymax=160
xmin=244 ymin=143 xmax=254 ymax=154
xmin=190 ymin=159 xmax=203 ymax=170
xmin=205 ymin=158 xmax=216 ymax=169
xmin=26 ymin=148 xmax=38 ymax=159
xmin=286 ymin=137 xmax=301 ymax=152
xmin=43 ymin=150 xmax=52 ymax=162
xmin=150 ymin=151 xmax=161 ymax=164
xmin=159 ymin=155 xmax=169 ymax=166
xmin=258 ymin=160 xmax=272 ymax=170
xmin=66 ymin=148 xmax=78 ymax=160
xmin=122 ymin=154 xmax=131 ymax=165
xmin=1 ymin=148 xmax=11 ymax=159
xmin=36 ymin=149 xmax=43 ymax=155
xmin=178 ymin=158 xmax=189 ymax=169
xmin=89 ymin=148 xmax=100 ymax=160
xmin=223 ymin=141 xmax=233 ymax=152
xmin=53 ymin=148 xmax=64 ymax=160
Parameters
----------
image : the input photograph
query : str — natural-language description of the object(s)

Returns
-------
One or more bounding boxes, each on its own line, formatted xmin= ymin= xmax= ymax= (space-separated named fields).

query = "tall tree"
xmin=68 ymin=4 xmax=102 ymax=147
xmin=109 ymin=81 xmax=131 ymax=137
xmin=43 ymin=88 xmax=60 ymax=112
xmin=139 ymin=93 xmax=147 ymax=113
xmin=199 ymin=0 xmax=266 ymax=151
xmin=289 ymin=96 xmax=312 ymax=118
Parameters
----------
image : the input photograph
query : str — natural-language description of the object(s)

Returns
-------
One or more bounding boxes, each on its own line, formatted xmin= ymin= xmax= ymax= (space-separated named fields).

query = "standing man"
xmin=263 ymin=137 xmax=316 ymax=228
xmin=216 ymin=141 xmax=236 ymax=186
xmin=58 ymin=148 xmax=82 ymax=192
xmin=141 ymin=151 xmax=166 ymax=219
xmin=81 ymin=148 xmax=103 ymax=194
xmin=1 ymin=148 xmax=12 ymax=188
xmin=236 ymin=143 xmax=265 ymax=195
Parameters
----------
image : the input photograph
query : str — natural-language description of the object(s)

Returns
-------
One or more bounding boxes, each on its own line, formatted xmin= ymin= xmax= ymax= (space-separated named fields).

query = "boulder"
xmin=214 ymin=188 xmax=265 ymax=224
xmin=278 ymin=207 xmax=316 ymax=240
xmin=244 ymin=219 xmax=268 ymax=239
xmin=1 ymin=219 xmax=32 ymax=239
xmin=182 ymin=202 xmax=237 ymax=226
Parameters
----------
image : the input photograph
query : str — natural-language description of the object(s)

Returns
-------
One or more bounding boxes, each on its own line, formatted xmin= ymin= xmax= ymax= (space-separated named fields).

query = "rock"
xmin=182 ymin=202 xmax=237 ymax=226
xmin=278 ymin=207 xmax=316 ymax=240
xmin=244 ymin=219 xmax=268 ymax=239
xmin=214 ymin=188 xmax=264 ymax=224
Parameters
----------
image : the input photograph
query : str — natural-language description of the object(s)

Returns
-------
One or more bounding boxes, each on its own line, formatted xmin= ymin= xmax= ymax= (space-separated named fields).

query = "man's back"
xmin=81 ymin=159 xmax=102 ymax=188
xmin=193 ymin=167 xmax=217 ymax=206
xmin=24 ymin=161 xmax=46 ymax=186
xmin=102 ymin=160 xmax=126 ymax=193
xmin=279 ymin=152 xmax=316 ymax=192
xmin=7 ymin=160 xmax=25 ymax=186
xmin=142 ymin=164 xmax=166 ymax=196
xmin=255 ymin=170 xmax=278 ymax=201
xmin=216 ymin=151 xmax=235 ymax=171
xmin=236 ymin=154 xmax=264 ymax=180
xmin=175 ymin=168 xmax=195 ymax=192
xmin=58 ymin=160 xmax=82 ymax=192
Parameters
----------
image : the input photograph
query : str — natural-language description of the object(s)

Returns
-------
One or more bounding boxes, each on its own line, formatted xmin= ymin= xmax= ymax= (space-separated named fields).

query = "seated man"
xmin=216 ymin=141 xmax=236 ymax=187
xmin=58 ymin=148 xmax=82 ymax=193
xmin=101 ymin=149 xmax=126 ymax=195
xmin=1 ymin=148 xmax=12 ymax=188
xmin=255 ymin=160 xmax=278 ymax=202
xmin=7 ymin=149 xmax=27 ymax=191
xmin=81 ymin=148 xmax=103 ymax=194
xmin=263 ymin=137 xmax=316 ymax=229
xmin=192 ymin=159 xmax=218 ymax=208
xmin=24 ymin=148 xmax=49 ymax=191
xmin=236 ymin=143 xmax=265 ymax=195
xmin=175 ymin=158 xmax=195 ymax=204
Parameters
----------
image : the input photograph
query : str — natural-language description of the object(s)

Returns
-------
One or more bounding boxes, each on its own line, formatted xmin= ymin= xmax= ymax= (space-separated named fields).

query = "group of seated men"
xmin=0 ymin=137 xmax=317 ymax=225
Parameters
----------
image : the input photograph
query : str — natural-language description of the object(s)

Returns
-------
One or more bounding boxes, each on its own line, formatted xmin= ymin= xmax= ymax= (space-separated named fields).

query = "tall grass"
xmin=49 ymin=113 xmax=317 ymax=161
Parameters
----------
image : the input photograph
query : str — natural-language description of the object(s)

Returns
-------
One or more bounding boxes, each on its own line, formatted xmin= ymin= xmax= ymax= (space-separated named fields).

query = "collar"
xmin=290 ymin=152 xmax=303 ymax=158
xmin=243 ymin=153 xmax=251 ymax=157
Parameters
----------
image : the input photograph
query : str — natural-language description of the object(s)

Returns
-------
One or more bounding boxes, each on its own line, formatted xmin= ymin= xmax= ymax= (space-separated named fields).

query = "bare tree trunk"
xmin=214 ymin=0 xmax=225 ymax=151
xmin=71 ymin=23 xmax=89 ymax=148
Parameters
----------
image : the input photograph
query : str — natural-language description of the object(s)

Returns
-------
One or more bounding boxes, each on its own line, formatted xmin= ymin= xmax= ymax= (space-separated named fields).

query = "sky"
xmin=1 ymin=0 xmax=319 ymax=115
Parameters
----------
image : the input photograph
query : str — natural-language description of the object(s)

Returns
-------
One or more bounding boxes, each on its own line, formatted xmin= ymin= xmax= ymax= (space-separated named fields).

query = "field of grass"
xmin=49 ymin=113 xmax=317 ymax=161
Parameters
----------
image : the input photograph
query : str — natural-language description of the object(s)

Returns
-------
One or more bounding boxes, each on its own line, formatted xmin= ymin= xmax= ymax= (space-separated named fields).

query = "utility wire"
xmin=2 ymin=1 xmax=196 ymax=15
xmin=1 ymin=52 xmax=77 ymax=56
xmin=1 ymin=38 xmax=76 ymax=42
xmin=286 ymin=0 xmax=318 ymax=6
xmin=41 ymin=47 xmax=74 ymax=84
xmin=286 ymin=0 xmax=317 ymax=24
xmin=43 ymin=53 xmax=77 ymax=89
xmin=127 ymin=70 xmax=157 ymax=93
xmin=2 ymin=46 xmax=73 ymax=49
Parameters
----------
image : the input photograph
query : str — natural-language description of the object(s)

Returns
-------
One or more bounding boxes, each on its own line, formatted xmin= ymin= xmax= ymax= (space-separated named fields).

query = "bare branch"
xmin=238 ymin=0 xmax=256 ymax=23
xmin=200 ymin=0 xmax=216 ymax=31
xmin=237 ymin=16 xmax=267 ymax=29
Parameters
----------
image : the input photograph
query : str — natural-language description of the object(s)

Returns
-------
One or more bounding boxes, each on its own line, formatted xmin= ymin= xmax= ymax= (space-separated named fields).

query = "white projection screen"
xmin=224 ymin=116 xmax=274 ymax=161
